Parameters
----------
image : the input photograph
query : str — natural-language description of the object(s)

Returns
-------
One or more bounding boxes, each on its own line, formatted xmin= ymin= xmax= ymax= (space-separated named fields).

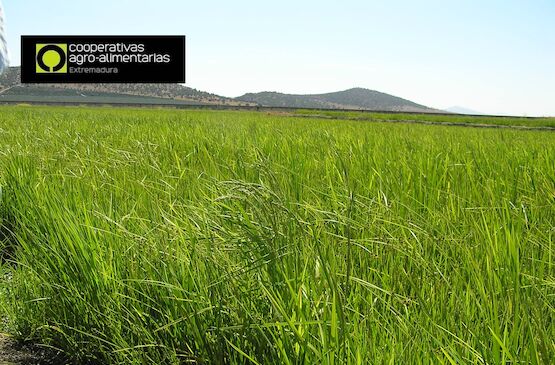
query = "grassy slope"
xmin=295 ymin=109 xmax=555 ymax=128
xmin=0 ymin=106 xmax=554 ymax=364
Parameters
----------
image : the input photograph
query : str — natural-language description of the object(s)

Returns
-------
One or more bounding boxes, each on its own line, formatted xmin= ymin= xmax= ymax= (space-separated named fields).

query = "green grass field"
xmin=295 ymin=109 xmax=555 ymax=128
xmin=0 ymin=106 xmax=554 ymax=364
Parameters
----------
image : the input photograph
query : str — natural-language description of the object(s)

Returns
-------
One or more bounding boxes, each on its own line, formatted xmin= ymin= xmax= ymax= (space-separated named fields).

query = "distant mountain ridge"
xmin=445 ymin=106 xmax=481 ymax=115
xmin=0 ymin=67 xmax=248 ymax=106
xmin=237 ymin=88 xmax=438 ymax=112
xmin=1 ymin=67 xmax=438 ymax=112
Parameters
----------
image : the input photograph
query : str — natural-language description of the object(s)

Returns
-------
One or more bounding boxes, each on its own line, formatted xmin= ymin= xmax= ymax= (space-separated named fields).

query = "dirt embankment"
xmin=0 ymin=334 xmax=64 ymax=365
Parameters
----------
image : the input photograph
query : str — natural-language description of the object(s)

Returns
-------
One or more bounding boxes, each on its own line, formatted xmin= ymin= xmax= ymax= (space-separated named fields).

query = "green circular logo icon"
xmin=36 ymin=44 xmax=67 ymax=73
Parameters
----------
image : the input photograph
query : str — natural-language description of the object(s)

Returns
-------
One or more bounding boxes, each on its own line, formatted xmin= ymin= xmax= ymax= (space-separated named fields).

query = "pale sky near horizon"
xmin=3 ymin=0 xmax=555 ymax=116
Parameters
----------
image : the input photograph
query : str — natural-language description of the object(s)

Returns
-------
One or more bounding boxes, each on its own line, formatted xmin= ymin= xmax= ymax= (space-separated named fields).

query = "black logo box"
xmin=21 ymin=35 xmax=185 ymax=83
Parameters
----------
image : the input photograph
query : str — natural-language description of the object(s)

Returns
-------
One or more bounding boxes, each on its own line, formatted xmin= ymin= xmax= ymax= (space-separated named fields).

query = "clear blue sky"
xmin=4 ymin=0 xmax=555 ymax=116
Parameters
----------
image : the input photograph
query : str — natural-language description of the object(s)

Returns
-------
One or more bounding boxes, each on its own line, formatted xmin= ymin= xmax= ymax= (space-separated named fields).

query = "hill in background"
xmin=445 ymin=106 xmax=481 ymax=115
xmin=0 ymin=67 xmax=250 ymax=106
xmin=237 ymin=88 xmax=439 ymax=112
xmin=1 ymin=67 xmax=439 ymax=112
